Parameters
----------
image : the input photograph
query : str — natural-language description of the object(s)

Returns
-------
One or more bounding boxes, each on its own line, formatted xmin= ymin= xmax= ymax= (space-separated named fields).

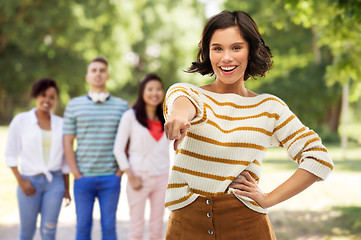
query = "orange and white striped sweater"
xmin=163 ymin=83 xmax=334 ymax=213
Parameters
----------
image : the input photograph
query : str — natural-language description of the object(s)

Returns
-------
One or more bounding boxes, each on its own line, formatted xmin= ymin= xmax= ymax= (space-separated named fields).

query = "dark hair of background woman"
xmin=133 ymin=73 xmax=165 ymax=131
xmin=31 ymin=78 xmax=59 ymax=98
xmin=186 ymin=10 xmax=273 ymax=80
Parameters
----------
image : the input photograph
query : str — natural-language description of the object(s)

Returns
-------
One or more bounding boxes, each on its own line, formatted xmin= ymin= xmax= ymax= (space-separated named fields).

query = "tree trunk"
xmin=312 ymin=25 xmax=322 ymax=64
xmin=325 ymin=97 xmax=342 ymax=132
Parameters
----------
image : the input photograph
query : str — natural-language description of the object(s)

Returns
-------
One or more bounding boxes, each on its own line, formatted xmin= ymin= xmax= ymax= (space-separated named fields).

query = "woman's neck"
xmin=35 ymin=108 xmax=51 ymax=130
xmin=145 ymin=105 xmax=158 ymax=121
xmin=35 ymin=108 xmax=51 ymax=120
xmin=203 ymin=79 xmax=254 ymax=96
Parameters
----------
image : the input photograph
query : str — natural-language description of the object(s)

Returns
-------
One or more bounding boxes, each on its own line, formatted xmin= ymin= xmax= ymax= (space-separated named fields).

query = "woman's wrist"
xmin=124 ymin=168 xmax=135 ymax=179
xmin=18 ymin=176 xmax=27 ymax=186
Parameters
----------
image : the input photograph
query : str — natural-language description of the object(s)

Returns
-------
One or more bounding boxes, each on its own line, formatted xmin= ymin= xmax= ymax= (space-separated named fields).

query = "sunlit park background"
xmin=1 ymin=0 xmax=361 ymax=239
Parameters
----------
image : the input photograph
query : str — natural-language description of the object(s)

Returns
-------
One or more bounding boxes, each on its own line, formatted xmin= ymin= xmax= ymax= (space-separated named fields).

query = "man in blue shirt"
xmin=63 ymin=57 xmax=128 ymax=240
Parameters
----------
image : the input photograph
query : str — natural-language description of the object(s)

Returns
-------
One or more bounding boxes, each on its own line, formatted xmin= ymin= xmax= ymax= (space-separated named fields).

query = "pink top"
xmin=147 ymin=119 xmax=163 ymax=141
xmin=114 ymin=109 xmax=170 ymax=175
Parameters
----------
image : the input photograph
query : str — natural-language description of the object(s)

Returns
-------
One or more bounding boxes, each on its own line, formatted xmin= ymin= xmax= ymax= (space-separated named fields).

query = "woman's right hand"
xmin=19 ymin=178 xmax=36 ymax=196
xmin=164 ymin=116 xmax=191 ymax=150
xmin=164 ymin=96 xmax=196 ymax=150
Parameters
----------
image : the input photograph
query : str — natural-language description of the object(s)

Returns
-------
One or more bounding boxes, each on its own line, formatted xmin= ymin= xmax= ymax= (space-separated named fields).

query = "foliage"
xmin=273 ymin=0 xmax=361 ymax=101
xmin=0 ymin=0 xmax=205 ymax=121
xmin=0 ymin=0 xmax=128 ymax=119
xmin=111 ymin=0 xmax=205 ymax=103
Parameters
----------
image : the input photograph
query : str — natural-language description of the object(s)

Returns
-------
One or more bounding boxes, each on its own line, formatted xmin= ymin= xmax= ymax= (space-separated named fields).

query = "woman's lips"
xmin=219 ymin=66 xmax=237 ymax=75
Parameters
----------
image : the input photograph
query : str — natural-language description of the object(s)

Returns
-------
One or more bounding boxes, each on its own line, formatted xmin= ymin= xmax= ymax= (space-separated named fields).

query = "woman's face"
xmin=209 ymin=26 xmax=249 ymax=85
xmin=143 ymin=80 xmax=164 ymax=107
xmin=35 ymin=87 xmax=58 ymax=113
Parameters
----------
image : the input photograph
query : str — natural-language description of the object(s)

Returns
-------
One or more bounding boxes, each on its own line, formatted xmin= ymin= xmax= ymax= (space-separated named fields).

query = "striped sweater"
xmin=163 ymin=83 xmax=334 ymax=213
xmin=63 ymin=95 xmax=129 ymax=176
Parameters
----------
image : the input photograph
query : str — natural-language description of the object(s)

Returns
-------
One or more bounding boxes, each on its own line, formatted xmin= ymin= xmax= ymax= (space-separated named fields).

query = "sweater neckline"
xmin=190 ymin=84 xmax=268 ymax=101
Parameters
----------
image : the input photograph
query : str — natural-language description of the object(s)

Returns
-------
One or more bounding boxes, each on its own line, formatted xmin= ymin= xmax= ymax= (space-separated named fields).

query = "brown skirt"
xmin=165 ymin=194 xmax=276 ymax=240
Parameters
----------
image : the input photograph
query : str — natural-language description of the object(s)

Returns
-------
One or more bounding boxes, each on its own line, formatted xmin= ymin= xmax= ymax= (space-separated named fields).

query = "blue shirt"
xmin=63 ymin=95 xmax=128 ymax=176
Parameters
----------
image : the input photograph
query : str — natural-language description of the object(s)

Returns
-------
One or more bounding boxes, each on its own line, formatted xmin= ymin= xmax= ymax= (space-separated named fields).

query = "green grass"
xmin=270 ymin=206 xmax=361 ymax=240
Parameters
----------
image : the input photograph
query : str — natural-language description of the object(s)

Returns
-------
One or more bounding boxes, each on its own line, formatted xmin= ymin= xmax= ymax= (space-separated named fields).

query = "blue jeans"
xmin=74 ymin=174 xmax=121 ymax=240
xmin=17 ymin=171 xmax=65 ymax=240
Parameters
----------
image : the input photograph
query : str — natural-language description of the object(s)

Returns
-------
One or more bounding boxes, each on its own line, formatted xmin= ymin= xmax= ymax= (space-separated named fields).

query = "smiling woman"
xmin=32 ymin=83 xmax=59 ymax=131
xmin=209 ymin=27 xmax=249 ymax=86
xmin=113 ymin=73 xmax=171 ymax=240
xmin=163 ymin=10 xmax=334 ymax=240
xmin=5 ymin=78 xmax=71 ymax=240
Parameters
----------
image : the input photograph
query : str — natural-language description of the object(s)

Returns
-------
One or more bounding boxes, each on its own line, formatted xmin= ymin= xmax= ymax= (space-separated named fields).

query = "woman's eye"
xmin=214 ymin=47 xmax=222 ymax=51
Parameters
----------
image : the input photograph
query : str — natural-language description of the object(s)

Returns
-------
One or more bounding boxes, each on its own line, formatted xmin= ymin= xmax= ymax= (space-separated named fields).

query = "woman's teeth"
xmin=220 ymin=66 xmax=236 ymax=71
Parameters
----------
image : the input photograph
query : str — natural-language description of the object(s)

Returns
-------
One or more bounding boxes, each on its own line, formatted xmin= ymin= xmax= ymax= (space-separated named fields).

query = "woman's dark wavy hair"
xmin=30 ymin=78 xmax=59 ymax=98
xmin=133 ymin=73 xmax=165 ymax=130
xmin=187 ymin=10 xmax=273 ymax=80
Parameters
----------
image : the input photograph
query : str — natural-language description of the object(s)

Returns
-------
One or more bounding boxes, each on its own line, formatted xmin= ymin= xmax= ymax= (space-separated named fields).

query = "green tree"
xmin=280 ymin=0 xmax=361 ymax=101
xmin=0 ymin=0 xmax=129 ymax=121
xmin=113 ymin=0 xmax=205 ymax=103
xmin=0 ymin=0 xmax=205 ymax=122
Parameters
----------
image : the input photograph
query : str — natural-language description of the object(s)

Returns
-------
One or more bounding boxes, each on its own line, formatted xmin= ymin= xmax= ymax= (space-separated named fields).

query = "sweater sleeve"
xmin=113 ymin=109 xmax=132 ymax=170
xmin=163 ymin=83 xmax=205 ymax=125
xmin=271 ymin=101 xmax=334 ymax=180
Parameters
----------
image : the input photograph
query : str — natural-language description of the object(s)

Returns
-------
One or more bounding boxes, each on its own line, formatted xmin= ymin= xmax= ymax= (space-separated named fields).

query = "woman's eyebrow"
xmin=232 ymin=42 xmax=247 ymax=45
xmin=211 ymin=42 xmax=246 ymax=46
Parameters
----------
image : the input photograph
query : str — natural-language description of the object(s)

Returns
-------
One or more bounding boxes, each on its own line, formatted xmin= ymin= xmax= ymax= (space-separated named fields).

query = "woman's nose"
xmin=222 ymin=50 xmax=233 ymax=61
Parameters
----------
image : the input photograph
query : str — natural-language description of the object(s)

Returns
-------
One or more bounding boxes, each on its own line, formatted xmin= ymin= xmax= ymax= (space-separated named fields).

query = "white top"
xmin=5 ymin=108 xmax=70 ymax=181
xmin=163 ymin=83 xmax=334 ymax=213
xmin=41 ymin=129 xmax=52 ymax=166
xmin=113 ymin=109 xmax=170 ymax=176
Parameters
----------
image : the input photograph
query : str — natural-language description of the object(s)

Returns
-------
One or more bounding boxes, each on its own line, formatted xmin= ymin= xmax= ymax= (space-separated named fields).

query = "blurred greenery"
xmin=0 ymin=0 xmax=206 ymax=120
xmin=270 ymin=206 xmax=361 ymax=240
xmin=264 ymin=144 xmax=361 ymax=172
xmin=1 ymin=0 xmax=360 ymax=144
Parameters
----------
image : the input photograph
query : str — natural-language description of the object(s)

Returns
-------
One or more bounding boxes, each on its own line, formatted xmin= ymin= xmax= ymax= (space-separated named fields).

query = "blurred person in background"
xmin=63 ymin=56 xmax=128 ymax=240
xmin=114 ymin=73 xmax=170 ymax=240
xmin=5 ymin=78 xmax=71 ymax=240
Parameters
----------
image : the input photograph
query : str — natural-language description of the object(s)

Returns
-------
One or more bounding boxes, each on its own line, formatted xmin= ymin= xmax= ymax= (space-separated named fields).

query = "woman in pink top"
xmin=114 ymin=73 xmax=170 ymax=240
